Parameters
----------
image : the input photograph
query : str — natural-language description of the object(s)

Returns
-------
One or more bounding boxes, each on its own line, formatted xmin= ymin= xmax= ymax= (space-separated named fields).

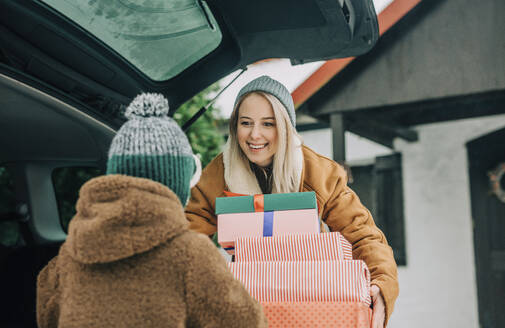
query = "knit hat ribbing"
xmin=234 ymin=76 xmax=296 ymax=127
xmin=106 ymin=93 xmax=195 ymax=204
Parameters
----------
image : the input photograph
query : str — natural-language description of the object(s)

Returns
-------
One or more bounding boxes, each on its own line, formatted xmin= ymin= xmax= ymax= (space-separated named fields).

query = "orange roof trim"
xmin=292 ymin=0 xmax=422 ymax=108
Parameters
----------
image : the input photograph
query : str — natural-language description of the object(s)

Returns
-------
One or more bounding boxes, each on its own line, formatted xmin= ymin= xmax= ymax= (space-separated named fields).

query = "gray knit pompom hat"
xmin=234 ymin=75 xmax=296 ymax=127
xmin=106 ymin=93 xmax=195 ymax=204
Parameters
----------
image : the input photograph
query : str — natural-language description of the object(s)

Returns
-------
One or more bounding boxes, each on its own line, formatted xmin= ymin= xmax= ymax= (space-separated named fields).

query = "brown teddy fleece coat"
xmin=36 ymin=175 xmax=266 ymax=328
xmin=186 ymin=145 xmax=399 ymax=324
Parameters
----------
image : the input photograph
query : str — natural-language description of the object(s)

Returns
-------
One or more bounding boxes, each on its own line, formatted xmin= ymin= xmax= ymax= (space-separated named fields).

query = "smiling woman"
xmin=236 ymin=94 xmax=279 ymax=168
xmin=231 ymin=91 xmax=301 ymax=194
xmin=185 ymin=75 xmax=399 ymax=326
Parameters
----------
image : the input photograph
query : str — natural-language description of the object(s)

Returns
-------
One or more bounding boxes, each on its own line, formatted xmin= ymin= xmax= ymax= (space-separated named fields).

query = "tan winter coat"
xmin=36 ymin=175 xmax=266 ymax=328
xmin=186 ymin=145 xmax=399 ymax=324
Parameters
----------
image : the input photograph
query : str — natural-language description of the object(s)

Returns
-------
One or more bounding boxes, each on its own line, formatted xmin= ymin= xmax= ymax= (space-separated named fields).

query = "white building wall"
xmin=390 ymin=114 xmax=505 ymax=328
xmin=300 ymin=113 xmax=505 ymax=328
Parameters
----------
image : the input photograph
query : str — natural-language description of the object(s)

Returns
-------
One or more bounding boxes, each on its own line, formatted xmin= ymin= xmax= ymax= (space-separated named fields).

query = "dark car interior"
xmin=0 ymin=0 xmax=378 ymax=326
xmin=0 ymin=72 xmax=114 ymax=327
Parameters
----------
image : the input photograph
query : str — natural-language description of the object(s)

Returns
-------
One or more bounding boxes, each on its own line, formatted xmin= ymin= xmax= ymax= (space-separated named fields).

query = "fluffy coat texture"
xmin=185 ymin=145 xmax=399 ymax=324
xmin=37 ymin=175 xmax=266 ymax=328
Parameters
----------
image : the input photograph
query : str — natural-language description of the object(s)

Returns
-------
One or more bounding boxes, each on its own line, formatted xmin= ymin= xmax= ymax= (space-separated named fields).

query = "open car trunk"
xmin=0 ymin=0 xmax=378 ymax=128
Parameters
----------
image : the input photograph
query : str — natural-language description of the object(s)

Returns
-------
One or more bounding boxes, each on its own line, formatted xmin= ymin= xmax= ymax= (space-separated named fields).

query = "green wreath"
xmin=489 ymin=163 xmax=505 ymax=203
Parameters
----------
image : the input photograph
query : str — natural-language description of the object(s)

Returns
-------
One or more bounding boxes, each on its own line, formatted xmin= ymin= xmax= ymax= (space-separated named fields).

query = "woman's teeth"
xmin=249 ymin=143 xmax=266 ymax=149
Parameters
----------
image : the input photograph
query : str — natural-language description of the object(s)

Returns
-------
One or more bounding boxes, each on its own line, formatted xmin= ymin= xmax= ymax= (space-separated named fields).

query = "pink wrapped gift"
xmin=262 ymin=302 xmax=372 ymax=328
xmin=216 ymin=192 xmax=319 ymax=254
xmin=218 ymin=209 xmax=319 ymax=253
xmin=228 ymin=260 xmax=371 ymax=305
xmin=234 ymin=231 xmax=353 ymax=262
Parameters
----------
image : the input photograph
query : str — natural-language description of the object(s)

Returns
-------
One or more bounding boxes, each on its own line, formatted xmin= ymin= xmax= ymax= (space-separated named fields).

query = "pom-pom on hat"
xmin=107 ymin=93 xmax=196 ymax=204
xmin=234 ymin=75 xmax=296 ymax=127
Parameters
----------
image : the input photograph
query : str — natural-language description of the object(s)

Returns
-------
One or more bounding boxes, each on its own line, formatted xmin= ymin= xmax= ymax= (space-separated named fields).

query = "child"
xmin=36 ymin=93 xmax=266 ymax=328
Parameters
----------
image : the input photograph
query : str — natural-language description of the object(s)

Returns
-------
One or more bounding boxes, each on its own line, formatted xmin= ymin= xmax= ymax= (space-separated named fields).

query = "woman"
xmin=186 ymin=76 xmax=398 ymax=327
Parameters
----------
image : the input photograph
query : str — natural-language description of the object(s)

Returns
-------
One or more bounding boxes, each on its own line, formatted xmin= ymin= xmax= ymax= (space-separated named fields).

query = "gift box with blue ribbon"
xmin=215 ymin=192 xmax=320 ymax=254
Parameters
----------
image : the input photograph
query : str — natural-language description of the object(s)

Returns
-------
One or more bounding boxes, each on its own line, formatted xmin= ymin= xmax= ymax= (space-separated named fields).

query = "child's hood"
xmin=64 ymin=174 xmax=189 ymax=264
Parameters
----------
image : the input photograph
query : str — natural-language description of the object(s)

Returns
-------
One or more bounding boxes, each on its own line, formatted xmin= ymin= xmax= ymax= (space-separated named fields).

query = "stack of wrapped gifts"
xmin=215 ymin=192 xmax=372 ymax=327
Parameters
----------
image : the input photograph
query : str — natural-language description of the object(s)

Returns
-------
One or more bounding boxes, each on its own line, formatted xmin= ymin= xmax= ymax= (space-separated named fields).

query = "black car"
xmin=0 ymin=0 xmax=378 ymax=326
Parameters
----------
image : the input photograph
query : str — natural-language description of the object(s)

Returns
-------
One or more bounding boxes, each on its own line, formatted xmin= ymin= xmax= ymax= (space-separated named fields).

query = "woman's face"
xmin=236 ymin=93 xmax=278 ymax=167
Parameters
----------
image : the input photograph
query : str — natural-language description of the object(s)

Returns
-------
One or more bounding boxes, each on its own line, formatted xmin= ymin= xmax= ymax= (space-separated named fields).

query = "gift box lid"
xmin=215 ymin=191 xmax=317 ymax=214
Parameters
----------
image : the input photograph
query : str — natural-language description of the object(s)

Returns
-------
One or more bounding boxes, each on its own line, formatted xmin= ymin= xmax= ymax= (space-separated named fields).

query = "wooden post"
xmin=331 ymin=114 xmax=346 ymax=162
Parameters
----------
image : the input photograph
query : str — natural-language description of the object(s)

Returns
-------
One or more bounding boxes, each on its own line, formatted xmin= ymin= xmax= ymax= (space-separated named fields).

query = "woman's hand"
xmin=370 ymin=284 xmax=386 ymax=328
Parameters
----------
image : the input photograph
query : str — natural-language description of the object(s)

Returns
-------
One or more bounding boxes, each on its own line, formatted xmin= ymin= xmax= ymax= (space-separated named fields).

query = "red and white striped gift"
xmin=228 ymin=260 xmax=371 ymax=305
xmin=234 ymin=232 xmax=353 ymax=262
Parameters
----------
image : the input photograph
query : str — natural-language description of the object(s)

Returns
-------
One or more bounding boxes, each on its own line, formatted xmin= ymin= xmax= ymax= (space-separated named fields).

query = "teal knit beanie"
xmin=234 ymin=75 xmax=296 ymax=127
xmin=106 ymin=93 xmax=195 ymax=204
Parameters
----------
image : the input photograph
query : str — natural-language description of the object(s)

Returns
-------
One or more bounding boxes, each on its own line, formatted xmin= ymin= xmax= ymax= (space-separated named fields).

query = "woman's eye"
xmin=264 ymin=122 xmax=275 ymax=127
xmin=240 ymin=121 xmax=251 ymax=126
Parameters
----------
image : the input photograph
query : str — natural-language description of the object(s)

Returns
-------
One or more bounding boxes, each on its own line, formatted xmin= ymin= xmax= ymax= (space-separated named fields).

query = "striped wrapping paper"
xmin=228 ymin=260 xmax=371 ymax=306
xmin=234 ymin=232 xmax=353 ymax=262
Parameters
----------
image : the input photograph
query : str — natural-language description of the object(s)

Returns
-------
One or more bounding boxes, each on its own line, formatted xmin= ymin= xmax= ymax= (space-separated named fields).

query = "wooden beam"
xmin=346 ymin=118 xmax=418 ymax=147
xmin=331 ymin=114 xmax=346 ymax=162
xmin=363 ymin=120 xmax=418 ymax=142
xmin=347 ymin=124 xmax=394 ymax=148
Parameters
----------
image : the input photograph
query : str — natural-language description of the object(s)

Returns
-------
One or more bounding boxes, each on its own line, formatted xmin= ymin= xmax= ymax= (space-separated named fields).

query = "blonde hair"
xmin=229 ymin=92 xmax=302 ymax=193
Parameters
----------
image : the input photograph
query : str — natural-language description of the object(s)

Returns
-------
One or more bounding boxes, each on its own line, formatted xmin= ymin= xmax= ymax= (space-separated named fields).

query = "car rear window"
xmin=52 ymin=167 xmax=102 ymax=232
xmin=41 ymin=0 xmax=222 ymax=81
xmin=0 ymin=166 xmax=20 ymax=247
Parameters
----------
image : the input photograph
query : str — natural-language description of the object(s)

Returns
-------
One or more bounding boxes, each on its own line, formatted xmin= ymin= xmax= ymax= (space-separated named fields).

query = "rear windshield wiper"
xmin=182 ymin=68 xmax=247 ymax=131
